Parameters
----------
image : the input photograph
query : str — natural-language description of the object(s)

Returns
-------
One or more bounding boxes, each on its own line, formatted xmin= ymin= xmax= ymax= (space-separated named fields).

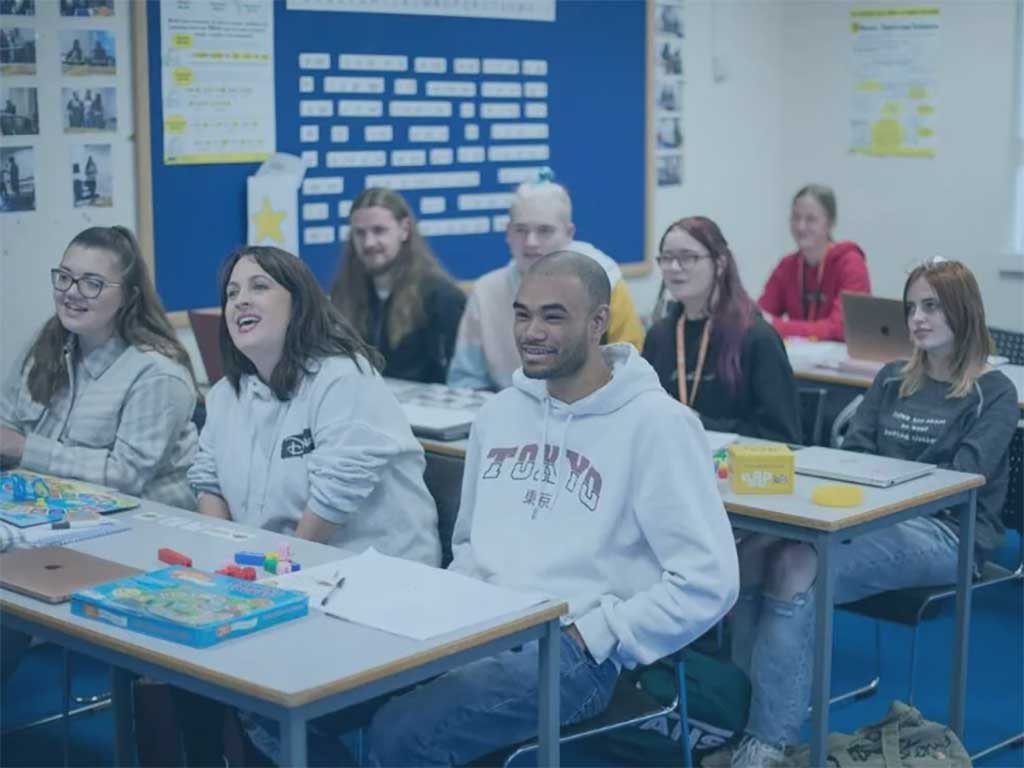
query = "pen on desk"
xmin=320 ymin=575 xmax=346 ymax=607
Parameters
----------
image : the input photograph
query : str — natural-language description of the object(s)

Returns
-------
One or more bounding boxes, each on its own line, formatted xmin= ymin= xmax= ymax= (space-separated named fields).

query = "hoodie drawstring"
xmin=532 ymin=398 xmax=573 ymax=519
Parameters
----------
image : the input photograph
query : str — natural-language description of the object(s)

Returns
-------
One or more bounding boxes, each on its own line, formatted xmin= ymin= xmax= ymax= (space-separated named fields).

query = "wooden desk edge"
xmin=421 ymin=439 xmax=468 ymax=458
xmin=724 ymin=475 xmax=985 ymax=532
xmin=0 ymin=598 xmax=567 ymax=709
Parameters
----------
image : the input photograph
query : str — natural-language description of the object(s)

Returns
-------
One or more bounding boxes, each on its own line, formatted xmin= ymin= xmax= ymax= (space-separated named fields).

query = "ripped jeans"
xmin=732 ymin=516 xmax=960 ymax=747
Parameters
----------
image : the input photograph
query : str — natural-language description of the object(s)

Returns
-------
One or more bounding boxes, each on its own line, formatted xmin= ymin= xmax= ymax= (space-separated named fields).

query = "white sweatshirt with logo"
xmin=450 ymin=344 xmax=739 ymax=668
xmin=188 ymin=356 xmax=440 ymax=566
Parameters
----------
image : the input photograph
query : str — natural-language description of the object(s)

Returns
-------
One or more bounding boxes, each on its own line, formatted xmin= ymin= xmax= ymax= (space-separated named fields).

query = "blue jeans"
xmin=733 ymin=516 xmax=959 ymax=747
xmin=367 ymin=629 xmax=619 ymax=766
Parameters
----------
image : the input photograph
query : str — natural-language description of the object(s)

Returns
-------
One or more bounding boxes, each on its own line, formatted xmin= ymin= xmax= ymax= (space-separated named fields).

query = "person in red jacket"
xmin=758 ymin=185 xmax=871 ymax=341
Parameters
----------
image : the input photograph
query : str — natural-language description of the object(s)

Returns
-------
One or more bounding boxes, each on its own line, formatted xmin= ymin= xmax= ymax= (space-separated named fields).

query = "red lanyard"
xmin=675 ymin=316 xmax=712 ymax=407
xmin=799 ymin=249 xmax=829 ymax=321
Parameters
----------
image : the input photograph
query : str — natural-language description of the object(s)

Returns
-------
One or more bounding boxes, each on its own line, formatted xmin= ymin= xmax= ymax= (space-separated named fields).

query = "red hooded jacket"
xmin=757 ymin=240 xmax=870 ymax=341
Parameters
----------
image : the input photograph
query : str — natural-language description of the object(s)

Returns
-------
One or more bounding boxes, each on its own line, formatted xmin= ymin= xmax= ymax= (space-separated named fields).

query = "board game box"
xmin=0 ymin=471 xmax=139 ymax=527
xmin=71 ymin=567 xmax=309 ymax=647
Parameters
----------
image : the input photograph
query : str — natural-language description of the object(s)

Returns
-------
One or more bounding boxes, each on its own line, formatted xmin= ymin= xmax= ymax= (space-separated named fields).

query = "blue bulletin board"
xmin=141 ymin=0 xmax=650 ymax=312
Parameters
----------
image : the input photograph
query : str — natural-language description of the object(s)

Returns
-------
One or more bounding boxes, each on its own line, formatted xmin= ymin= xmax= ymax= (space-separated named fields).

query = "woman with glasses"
xmin=643 ymin=216 xmax=800 ymax=443
xmin=758 ymin=184 xmax=870 ymax=341
xmin=0 ymin=226 xmax=198 ymax=683
xmin=728 ymin=260 xmax=1017 ymax=768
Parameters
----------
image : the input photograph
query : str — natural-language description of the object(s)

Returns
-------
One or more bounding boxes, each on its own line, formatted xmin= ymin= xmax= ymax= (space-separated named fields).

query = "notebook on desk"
xmin=0 ymin=547 xmax=139 ymax=604
xmin=795 ymin=446 xmax=934 ymax=488
xmin=400 ymin=404 xmax=475 ymax=441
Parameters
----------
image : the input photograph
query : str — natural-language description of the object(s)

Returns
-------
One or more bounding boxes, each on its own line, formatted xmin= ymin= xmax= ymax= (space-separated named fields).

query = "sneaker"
xmin=730 ymin=734 xmax=786 ymax=768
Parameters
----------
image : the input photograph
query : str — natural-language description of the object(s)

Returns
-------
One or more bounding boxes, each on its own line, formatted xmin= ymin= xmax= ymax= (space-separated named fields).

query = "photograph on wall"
xmin=0 ymin=0 xmax=34 ymax=16
xmin=62 ymin=87 xmax=117 ymax=133
xmin=71 ymin=143 xmax=112 ymax=207
xmin=656 ymin=116 xmax=682 ymax=149
xmin=0 ymin=146 xmax=35 ymax=212
xmin=656 ymin=154 xmax=682 ymax=187
xmin=658 ymin=40 xmax=682 ymax=76
xmin=656 ymin=78 xmax=682 ymax=112
xmin=1 ymin=85 xmax=37 ymax=135
xmin=657 ymin=3 xmax=683 ymax=38
xmin=59 ymin=0 xmax=113 ymax=17
xmin=60 ymin=29 xmax=115 ymax=75
xmin=0 ymin=26 xmax=35 ymax=74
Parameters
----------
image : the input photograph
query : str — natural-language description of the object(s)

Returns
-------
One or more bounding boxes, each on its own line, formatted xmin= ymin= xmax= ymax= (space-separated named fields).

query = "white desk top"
xmin=0 ymin=504 xmax=565 ymax=708
xmin=785 ymin=340 xmax=1024 ymax=408
xmin=720 ymin=467 xmax=982 ymax=532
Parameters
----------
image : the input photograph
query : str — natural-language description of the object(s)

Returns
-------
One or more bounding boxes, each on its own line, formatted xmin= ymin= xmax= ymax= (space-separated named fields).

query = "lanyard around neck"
xmin=675 ymin=315 xmax=712 ymax=408
xmin=799 ymin=249 xmax=829 ymax=321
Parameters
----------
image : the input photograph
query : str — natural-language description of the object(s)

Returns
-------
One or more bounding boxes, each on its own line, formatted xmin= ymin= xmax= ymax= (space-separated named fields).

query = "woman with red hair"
xmin=643 ymin=216 xmax=800 ymax=443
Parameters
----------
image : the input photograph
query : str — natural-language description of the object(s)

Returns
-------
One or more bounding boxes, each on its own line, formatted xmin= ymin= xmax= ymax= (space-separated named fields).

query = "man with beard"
xmin=366 ymin=250 xmax=739 ymax=766
xmin=330 ymin=187 xmax=466 ymax=383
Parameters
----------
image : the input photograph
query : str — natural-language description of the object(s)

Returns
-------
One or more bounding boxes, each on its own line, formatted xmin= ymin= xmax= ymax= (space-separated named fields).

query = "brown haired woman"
xmin=729 ymin=259 xmax=1017 ymax=767
xmin=0 ymin=225 xmax=198 ymax=683
xmin=330 ymin=187 xmax=466 ymax=383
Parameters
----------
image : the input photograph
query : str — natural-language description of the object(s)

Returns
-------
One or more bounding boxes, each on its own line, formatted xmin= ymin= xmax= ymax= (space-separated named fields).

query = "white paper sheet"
xmin=263 ymin=549 xmax=551 ymax=640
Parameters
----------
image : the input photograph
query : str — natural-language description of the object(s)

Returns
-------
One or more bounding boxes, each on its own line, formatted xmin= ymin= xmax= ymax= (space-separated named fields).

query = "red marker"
xmin=158 ymin=547 xmax=192 ymax=567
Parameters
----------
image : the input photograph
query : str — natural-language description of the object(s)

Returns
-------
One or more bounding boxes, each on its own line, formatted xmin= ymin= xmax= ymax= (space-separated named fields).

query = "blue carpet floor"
xmin=2 ymin=535 xmax=1021 ymax=767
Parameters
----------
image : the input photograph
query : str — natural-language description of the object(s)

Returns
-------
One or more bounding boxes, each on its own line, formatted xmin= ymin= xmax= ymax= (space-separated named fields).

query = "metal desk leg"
xmin=951 ymin=489 xmax=976 ymax=738
xmin=537 ymin=618 xmax=561 ymax=767
xmin=110 ymin=667 xmax=135 ymax=767
xmin=62 ymin=649 xmax=71 ymax=768
xmin=279 ymin=711 xmax=307 ymax=767
xmin=810 ymin=535 xmax=835 ymax=767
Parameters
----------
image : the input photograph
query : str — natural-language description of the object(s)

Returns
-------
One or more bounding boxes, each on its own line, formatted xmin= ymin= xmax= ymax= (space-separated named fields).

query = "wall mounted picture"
xmin=656 ymin=116 xmax=682 ymax=149
xmin=0 ymin=146 xmax=35 ymax=212
xmin=62 ymin=87 xmax=116 ymax=133
xmin=656 ymin=79 xmax=682 ymax=112
xmin=59 ymin=0 xmax=113 ymax=17
xmin=657 ymin=4 xmax=683 ymax=38
xmin=61 ymin=30 xmax=115 ymax=75
xmin=1 ymin=85 xmax=37 ymax=135
xmin=0 ymin=0 xmax=34 ymax=17
xmin=658 ymin=41 xmax=682 ymax=76
xmin=72 ymin=143 xmax=112 ymax=207
xmin=0 ymin=26 xmax=35 ymax=74
xmin=656 ymin=154 xmax=682 ymax=187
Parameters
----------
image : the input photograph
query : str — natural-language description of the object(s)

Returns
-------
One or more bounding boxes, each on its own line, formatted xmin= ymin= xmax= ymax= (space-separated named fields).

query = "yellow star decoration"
xmin=251 ymin=197 xmax=287 ymax=244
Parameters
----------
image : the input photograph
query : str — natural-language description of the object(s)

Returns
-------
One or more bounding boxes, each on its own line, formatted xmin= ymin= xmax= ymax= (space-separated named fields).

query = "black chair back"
xmin=990 ymin=327 xmax=1024 ymax=365
xmin=797 ymin=387 xmax=827 ymax=446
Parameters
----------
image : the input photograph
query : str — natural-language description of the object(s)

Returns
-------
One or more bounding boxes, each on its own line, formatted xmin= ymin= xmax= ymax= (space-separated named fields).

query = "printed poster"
xmin=849 ymin=7 xmax=939 ymax=157
xmin=160 ymin=0 xmax=275 ymax=164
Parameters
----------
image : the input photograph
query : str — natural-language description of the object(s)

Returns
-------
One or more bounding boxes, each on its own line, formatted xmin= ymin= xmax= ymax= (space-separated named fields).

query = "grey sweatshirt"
xmin=843 ymin=361 xmax=1019 ymax=558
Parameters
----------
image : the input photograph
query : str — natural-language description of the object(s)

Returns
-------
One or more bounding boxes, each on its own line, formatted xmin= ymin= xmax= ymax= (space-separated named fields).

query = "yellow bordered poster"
xmin=849 ymin=7 xmax=939 ymax=158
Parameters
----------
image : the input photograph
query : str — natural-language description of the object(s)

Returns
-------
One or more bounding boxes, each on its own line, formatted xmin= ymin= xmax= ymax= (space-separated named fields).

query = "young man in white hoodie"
xmin=368 ymin=250 xmax=739 ymax=766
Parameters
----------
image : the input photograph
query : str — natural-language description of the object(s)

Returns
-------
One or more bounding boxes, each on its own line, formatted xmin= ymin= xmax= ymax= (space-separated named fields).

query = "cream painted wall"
xmin=626 ymin=0 xmax=1023 ymax=334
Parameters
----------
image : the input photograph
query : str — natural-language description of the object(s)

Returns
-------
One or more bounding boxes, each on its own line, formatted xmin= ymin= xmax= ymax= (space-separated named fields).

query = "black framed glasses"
xmin=655 ymin=251 xmax=708 ymax=269
xmin=50 ymin=268 xmax=121 ymax=299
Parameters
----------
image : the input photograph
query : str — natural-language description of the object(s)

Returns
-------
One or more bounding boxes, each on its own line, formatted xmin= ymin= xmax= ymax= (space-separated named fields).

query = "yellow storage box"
xmin=728 ymin=444 xmax=794 ymax=494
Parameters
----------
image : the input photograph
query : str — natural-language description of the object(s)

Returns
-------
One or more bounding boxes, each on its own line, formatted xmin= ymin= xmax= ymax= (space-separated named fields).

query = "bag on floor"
xmin=791 ymin=700 xmax=971 ymax=768
xmin=601 ymin=648 xmax=751 ymax=765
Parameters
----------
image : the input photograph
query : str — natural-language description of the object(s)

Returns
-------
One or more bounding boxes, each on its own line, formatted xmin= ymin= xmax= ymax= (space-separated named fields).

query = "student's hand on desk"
xmin=0 ymin=426 xmax=25 ymax=466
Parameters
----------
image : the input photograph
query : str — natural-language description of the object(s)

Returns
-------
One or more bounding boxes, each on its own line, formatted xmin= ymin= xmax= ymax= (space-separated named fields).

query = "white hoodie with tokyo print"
xmin=449 ymin=343 xmax=739 ymax=669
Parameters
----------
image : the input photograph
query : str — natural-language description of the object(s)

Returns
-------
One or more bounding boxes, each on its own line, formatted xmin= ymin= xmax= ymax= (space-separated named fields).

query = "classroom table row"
xmin=1 ymin=449 xmax=984 ymax=767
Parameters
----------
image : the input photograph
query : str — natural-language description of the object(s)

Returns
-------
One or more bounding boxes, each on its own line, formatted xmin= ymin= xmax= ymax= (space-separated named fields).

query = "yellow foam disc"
xmin=811 ymin=483 xmax=864 ymax=508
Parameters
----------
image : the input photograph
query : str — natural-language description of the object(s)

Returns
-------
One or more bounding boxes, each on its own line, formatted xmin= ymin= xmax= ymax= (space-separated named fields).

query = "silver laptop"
xmin=795 ymin=446 xmax=934 ymax=488
xmin=841 ymin=293 xmax=913 ymax=367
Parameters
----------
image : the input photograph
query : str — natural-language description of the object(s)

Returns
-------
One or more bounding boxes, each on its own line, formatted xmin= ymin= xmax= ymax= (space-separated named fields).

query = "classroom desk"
xmin=720 ymin=469 xmax=982 ymax=765
xmin=0 ymin=506 xmax=567 ymax=767
xmin=416 ymin=436 xmax=983 ymax=768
